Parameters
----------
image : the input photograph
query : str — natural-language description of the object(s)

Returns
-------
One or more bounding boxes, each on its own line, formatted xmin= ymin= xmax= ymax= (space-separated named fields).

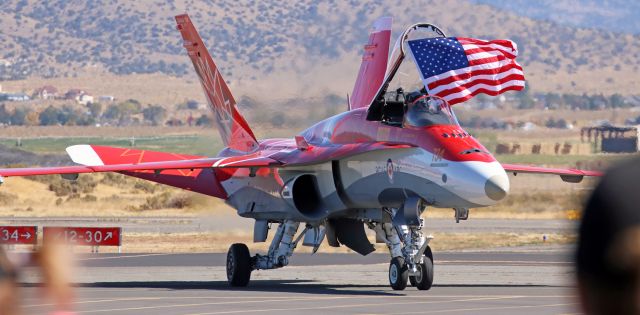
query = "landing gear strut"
xmin=225 ymin=220 xmax=307 ymax=287
xmin=375 ymin=205 xmax=434 ymax=291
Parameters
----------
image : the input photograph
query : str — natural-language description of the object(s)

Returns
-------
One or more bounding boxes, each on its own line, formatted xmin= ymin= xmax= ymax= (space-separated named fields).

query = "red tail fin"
xmin=175 ymin=14 xmax=258 ymax=152
xmin=349 ymin=17 xmax=392 ymax=110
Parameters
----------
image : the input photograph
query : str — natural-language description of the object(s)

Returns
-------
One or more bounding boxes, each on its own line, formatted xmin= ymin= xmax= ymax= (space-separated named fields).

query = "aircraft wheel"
xmin=227 ymin=243 xmax=252 ymax=287
xmin=410 ymin=246 xmax=434 ymax=290
xmin=389 ymin=256 xmax=409 ymax=290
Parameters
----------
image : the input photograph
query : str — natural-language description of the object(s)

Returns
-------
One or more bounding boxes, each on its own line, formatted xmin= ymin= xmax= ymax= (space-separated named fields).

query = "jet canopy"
xmin=403 ymin=95 xmax=458 ymax=128
xmin=366 ymin=23 xmax=448 ymax=122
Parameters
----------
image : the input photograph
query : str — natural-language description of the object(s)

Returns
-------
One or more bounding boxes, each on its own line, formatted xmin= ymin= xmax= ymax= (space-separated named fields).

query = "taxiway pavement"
xmin=18 ymin=248 xmax=579 ymax=315
xmin=0 ymin=216 xmax=576 ymax=234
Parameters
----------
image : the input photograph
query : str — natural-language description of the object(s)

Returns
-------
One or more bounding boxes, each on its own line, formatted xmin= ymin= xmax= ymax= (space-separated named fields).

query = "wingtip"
xmin=66 ymin=145 xmax=105 ymax=166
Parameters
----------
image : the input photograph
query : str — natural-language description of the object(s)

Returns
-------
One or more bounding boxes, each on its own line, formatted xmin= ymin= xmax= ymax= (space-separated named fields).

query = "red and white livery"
xmin=0 ymin=15 xmax=601 ymax=290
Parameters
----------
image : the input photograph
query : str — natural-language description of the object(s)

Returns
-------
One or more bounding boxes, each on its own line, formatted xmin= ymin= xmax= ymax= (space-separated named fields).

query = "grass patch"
xmin=494 ymin=154 xmax=623 ymax=166
xmin=0 ymin=135 xmax=222 ymax=156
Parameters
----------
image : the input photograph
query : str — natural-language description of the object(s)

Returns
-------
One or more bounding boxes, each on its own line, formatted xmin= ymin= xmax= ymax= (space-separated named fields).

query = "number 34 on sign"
xmin=0 ymin=226 xmax=37 ymax=245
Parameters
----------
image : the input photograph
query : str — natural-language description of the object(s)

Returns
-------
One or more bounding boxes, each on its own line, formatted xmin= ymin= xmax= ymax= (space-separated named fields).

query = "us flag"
xmin=407 ymin=37 xmax=525 ymax=105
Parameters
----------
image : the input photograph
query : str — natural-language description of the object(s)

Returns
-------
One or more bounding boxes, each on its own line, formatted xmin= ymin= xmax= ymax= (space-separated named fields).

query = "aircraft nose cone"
xmin=484 ymin=175 xmax=509 ymax=201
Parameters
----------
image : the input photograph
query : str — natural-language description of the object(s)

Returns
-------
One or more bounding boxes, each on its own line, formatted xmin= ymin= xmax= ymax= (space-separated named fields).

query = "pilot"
xmin=427 ymin=98 xmax=442 ymax=114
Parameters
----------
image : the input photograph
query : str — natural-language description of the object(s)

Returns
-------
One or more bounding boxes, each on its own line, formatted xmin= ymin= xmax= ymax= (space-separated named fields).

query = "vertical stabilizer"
xmin=349 ymin=17 xmax=392 ymax=110
xmin=175 ymin=14 xmax=258 ymax=152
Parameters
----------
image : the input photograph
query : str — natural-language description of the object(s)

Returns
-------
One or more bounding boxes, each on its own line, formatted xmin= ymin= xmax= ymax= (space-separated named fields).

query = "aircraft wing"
xmin=0 ymin=142 xmax=414 ymax=179
xmin=501 ymin=163 xmax=603 ymax=183
xmin=0 ymin=156 xmax=279 ymax=178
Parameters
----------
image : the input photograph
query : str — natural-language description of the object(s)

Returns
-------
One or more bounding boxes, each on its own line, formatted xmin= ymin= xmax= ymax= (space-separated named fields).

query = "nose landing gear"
xmin=376 ymin=202 xmax=435 ymax=291
xmin=388 ymin=245 xmax=434 ymax=291
xmin=409 ymin=246 xmax=434 ymax=290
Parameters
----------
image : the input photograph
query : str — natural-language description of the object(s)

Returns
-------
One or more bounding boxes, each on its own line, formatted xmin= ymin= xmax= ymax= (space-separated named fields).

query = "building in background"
xmin=34 ymin=85 xmax=58 ymax=100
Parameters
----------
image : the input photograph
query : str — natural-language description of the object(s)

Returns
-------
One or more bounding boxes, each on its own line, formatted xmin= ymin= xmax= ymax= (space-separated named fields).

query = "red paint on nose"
xmin=415 ymin=125 xmax=496 ymax=162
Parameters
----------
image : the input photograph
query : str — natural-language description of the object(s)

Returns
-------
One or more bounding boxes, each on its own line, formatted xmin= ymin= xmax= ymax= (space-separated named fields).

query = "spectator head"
xmin=577 ymin=158 xmax=640 ymax=314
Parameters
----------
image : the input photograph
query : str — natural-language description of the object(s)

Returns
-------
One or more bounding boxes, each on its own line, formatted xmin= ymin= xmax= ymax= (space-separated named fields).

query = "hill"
xmin=0 ymin=0 xmax=638 ymax=101
xmin=472 ymin=0 xmax=640 ymax=34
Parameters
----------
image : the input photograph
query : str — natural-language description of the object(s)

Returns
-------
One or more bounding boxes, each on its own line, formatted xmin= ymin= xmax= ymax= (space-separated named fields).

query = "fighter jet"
xmin=0 ymin=14 xmax=601 ymax=290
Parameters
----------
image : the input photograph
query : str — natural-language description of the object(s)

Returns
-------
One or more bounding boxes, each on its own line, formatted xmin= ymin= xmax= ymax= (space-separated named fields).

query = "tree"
xmin=142 ymin=105 xmax=167 ymax=126
xmin=516 ymin=83 xmax=535 ymax=109
xmin=24 ymin=110 xmax=39 ymax=126
xmin=610 ymin=94 xmax=626 ymax=108
xmin=10 ymin=108 xmax=27 ymax=125
xmin=39 ymin=105 xmax=61 ymax=125
xmin=195 ymin=114 xmax=212 ymax=126
xmin=118 ymin=99 xmax=142 ymax=115
xmin=0 ymin=104 xmax=10 ymax=124
xmin=102 ymin=104 xmax=121 ymax=120
xmin=87 ymin=102 xmax=103 ymax=117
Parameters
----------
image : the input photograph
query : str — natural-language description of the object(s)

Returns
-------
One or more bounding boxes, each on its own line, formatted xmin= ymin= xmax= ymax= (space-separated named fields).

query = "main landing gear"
xmin=226 ymin=243 xmax=251 ymax=286
xmin=226 ymin=220 xmax=312 ymax=287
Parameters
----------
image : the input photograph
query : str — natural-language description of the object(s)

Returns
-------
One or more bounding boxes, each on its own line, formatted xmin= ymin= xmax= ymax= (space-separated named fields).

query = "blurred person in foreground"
xmin=35 ymin=238 xmax=77 ymax=315
xmin=0 ymin=246 xmax=19 ymax=315
xmin=577 ymin=158 xmax=640 ymax=314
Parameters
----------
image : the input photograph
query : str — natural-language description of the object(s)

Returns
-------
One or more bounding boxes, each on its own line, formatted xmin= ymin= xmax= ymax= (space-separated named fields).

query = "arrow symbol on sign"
xmin=105 ymin=232 xmax=113 ymax=240
xmin=21 ymin=232 xmax=31 ymax=239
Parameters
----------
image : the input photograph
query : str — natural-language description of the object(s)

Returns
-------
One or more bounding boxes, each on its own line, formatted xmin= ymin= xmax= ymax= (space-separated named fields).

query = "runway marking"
xmin=73 ymin=296 xmax=352 ymax=313
xmin=389 ymin=302 xmax=579 ymax=314
xmin=24 ymin=296 xmax=337 ymax=308
xmin=24 ymin=294 xmax=577 ymax=308
xmin=182 ymin=296 xmax=524 ymax=314
xmin=437 ymin=260 xmax=571 ymax=265
xmin=77 ymin=253 xmax=176 ymax=261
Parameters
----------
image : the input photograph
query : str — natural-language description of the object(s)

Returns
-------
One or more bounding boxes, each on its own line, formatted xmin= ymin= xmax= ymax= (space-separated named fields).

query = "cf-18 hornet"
xmin=0 ymin=14 xmax=600 ymax=290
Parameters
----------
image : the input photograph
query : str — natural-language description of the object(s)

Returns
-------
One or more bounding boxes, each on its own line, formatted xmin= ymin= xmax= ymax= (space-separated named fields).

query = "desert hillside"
xmin=0 ymin=0 xmax=638 ymax=102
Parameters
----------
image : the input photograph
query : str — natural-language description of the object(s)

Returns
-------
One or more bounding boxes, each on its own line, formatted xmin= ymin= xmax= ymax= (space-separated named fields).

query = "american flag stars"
xmin=408 ymin=37 xmax=469 ymax=77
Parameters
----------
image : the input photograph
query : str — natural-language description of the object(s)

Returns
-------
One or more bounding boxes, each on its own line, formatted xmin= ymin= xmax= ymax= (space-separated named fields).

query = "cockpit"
xmin=366 ymin=22 xmax=463 ymax=128
xmin=404 ymin=94 xmax=457 ymax=128
xmin=380 ymin=88 xmax=459 ymax=128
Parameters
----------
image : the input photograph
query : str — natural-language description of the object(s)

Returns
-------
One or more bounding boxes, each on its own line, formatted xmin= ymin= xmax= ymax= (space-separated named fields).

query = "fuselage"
xmin=299 ymin=108 xmax=510 ymax=206
xmin=216 ymin=107 xmax=509 ymax=221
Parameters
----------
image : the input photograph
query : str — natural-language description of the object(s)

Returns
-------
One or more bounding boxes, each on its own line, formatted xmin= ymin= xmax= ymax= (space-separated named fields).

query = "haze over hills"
xmin=0 ymin=0 xmax=638 ymax=102
xmin=471 ymin=0 xmax=640 ymax=34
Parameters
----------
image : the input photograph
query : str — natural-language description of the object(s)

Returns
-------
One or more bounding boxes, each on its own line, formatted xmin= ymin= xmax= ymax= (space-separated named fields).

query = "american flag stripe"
xmin=426 ymin=63 xmax=523 ymax=89
xmin=429 ymin=68 xmax=525 ymax=95
xmin=425 ymin=59 xmax=523 ymax=86
xmin=464 ymin=45 xmax=516 ymax=59
xmin=444 ymin=81 xmax=525 ymax=105
xmin=459 ymin=38 xmax=517 ymax=53
xmin=408 ymin=36 xmax=524 ymax=105
xmin=466 ymin=51 xmax=504 ymax=61
xmin=436 ymin=73 xmax=526 ymax=99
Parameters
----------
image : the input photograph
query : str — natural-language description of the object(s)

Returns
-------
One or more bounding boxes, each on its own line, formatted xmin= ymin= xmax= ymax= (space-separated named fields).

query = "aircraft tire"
xmin=389 ymin=256 xmax=409 ymax=290
xmin=227 ymin=243 xmax=251 ymax=287
xmin=410 ymin=246 xmax=434 ymax=290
